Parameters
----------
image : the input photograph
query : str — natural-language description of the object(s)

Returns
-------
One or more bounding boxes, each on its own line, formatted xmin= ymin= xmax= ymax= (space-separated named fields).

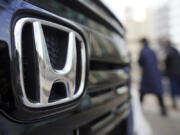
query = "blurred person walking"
xmin=138 ymin=38 xmax=167 ymax=115
xmin=163 ymin=39 xmax=180 ymax=109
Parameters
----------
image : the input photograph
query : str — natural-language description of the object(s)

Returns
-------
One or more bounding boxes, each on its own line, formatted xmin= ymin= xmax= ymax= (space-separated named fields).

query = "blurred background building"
xmin=154 ymin=0 xmax=180 ymax=50
xmin=154 ymin=2 xmax=169 ymax=40
xmin=102 ymin=0 xmax=180 ymax=48
xmin=169 ymin=0 xmax=180 ymax=49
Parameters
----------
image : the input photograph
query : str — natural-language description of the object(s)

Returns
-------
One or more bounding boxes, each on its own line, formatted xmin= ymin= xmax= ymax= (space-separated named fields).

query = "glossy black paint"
xmin=0 ymin=0 xmax=131 ymax=135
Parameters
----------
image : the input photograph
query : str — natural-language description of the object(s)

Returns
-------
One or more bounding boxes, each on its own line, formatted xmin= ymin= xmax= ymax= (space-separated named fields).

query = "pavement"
xmin=142 ymin=94 xmax=180 ymax=135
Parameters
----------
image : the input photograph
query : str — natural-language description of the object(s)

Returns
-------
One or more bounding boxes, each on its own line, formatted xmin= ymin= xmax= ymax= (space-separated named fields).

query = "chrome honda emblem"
xmin=14 ymin=18 xmax=86 ymax=108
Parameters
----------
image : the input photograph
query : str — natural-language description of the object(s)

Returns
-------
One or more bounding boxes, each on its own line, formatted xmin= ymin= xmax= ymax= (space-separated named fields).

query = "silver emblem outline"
xmin=14 ymin=18 xmax=86 ymax=108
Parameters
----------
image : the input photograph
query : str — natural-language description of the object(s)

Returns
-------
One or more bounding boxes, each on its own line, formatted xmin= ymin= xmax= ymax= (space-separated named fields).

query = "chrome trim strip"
xmin=14 ymin=18 xmax=86 ymax=108
xmin=91 ymin=113 xmax=114 ymax=132
xmin=93 ymin=103 xmax=130 ymax=135
xmin=88 ymin=70 xmax=128 ymax=92
xmin=91 ymin=91 xmax=115 ymax=105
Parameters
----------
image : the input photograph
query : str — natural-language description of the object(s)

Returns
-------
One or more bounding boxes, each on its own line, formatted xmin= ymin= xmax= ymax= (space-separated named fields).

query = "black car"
xmin=0 ymin=0 xmax=131 ymax=135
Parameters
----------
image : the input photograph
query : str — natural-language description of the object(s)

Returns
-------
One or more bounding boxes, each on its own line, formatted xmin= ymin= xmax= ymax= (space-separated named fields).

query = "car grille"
xmin=87 ymin=32 xmax=130 ymax=99
xmin=86 ymin=31 xmax=130 ymax=134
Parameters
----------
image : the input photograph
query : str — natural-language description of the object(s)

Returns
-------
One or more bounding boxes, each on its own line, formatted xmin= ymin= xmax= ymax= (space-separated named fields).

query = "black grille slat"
xmin=90 ymin=33 xmax=130 ymax=65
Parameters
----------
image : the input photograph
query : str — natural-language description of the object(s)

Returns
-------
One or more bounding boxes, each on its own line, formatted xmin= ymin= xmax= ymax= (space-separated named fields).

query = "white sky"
xmin=101 ymin=0 xmax=168 ymax=22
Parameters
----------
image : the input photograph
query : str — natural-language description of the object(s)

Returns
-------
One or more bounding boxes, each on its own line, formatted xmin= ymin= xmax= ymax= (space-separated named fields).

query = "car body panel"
xmin=0 ymin=0 xmax=131 ymax=135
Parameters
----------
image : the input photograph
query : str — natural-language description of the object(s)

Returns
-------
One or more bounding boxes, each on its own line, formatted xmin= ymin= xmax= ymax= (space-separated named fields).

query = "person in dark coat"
xmin=163 ymin=39 xmax=180 ymax=108
xmin=138 ymin=38 xmax=167 ymax=115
